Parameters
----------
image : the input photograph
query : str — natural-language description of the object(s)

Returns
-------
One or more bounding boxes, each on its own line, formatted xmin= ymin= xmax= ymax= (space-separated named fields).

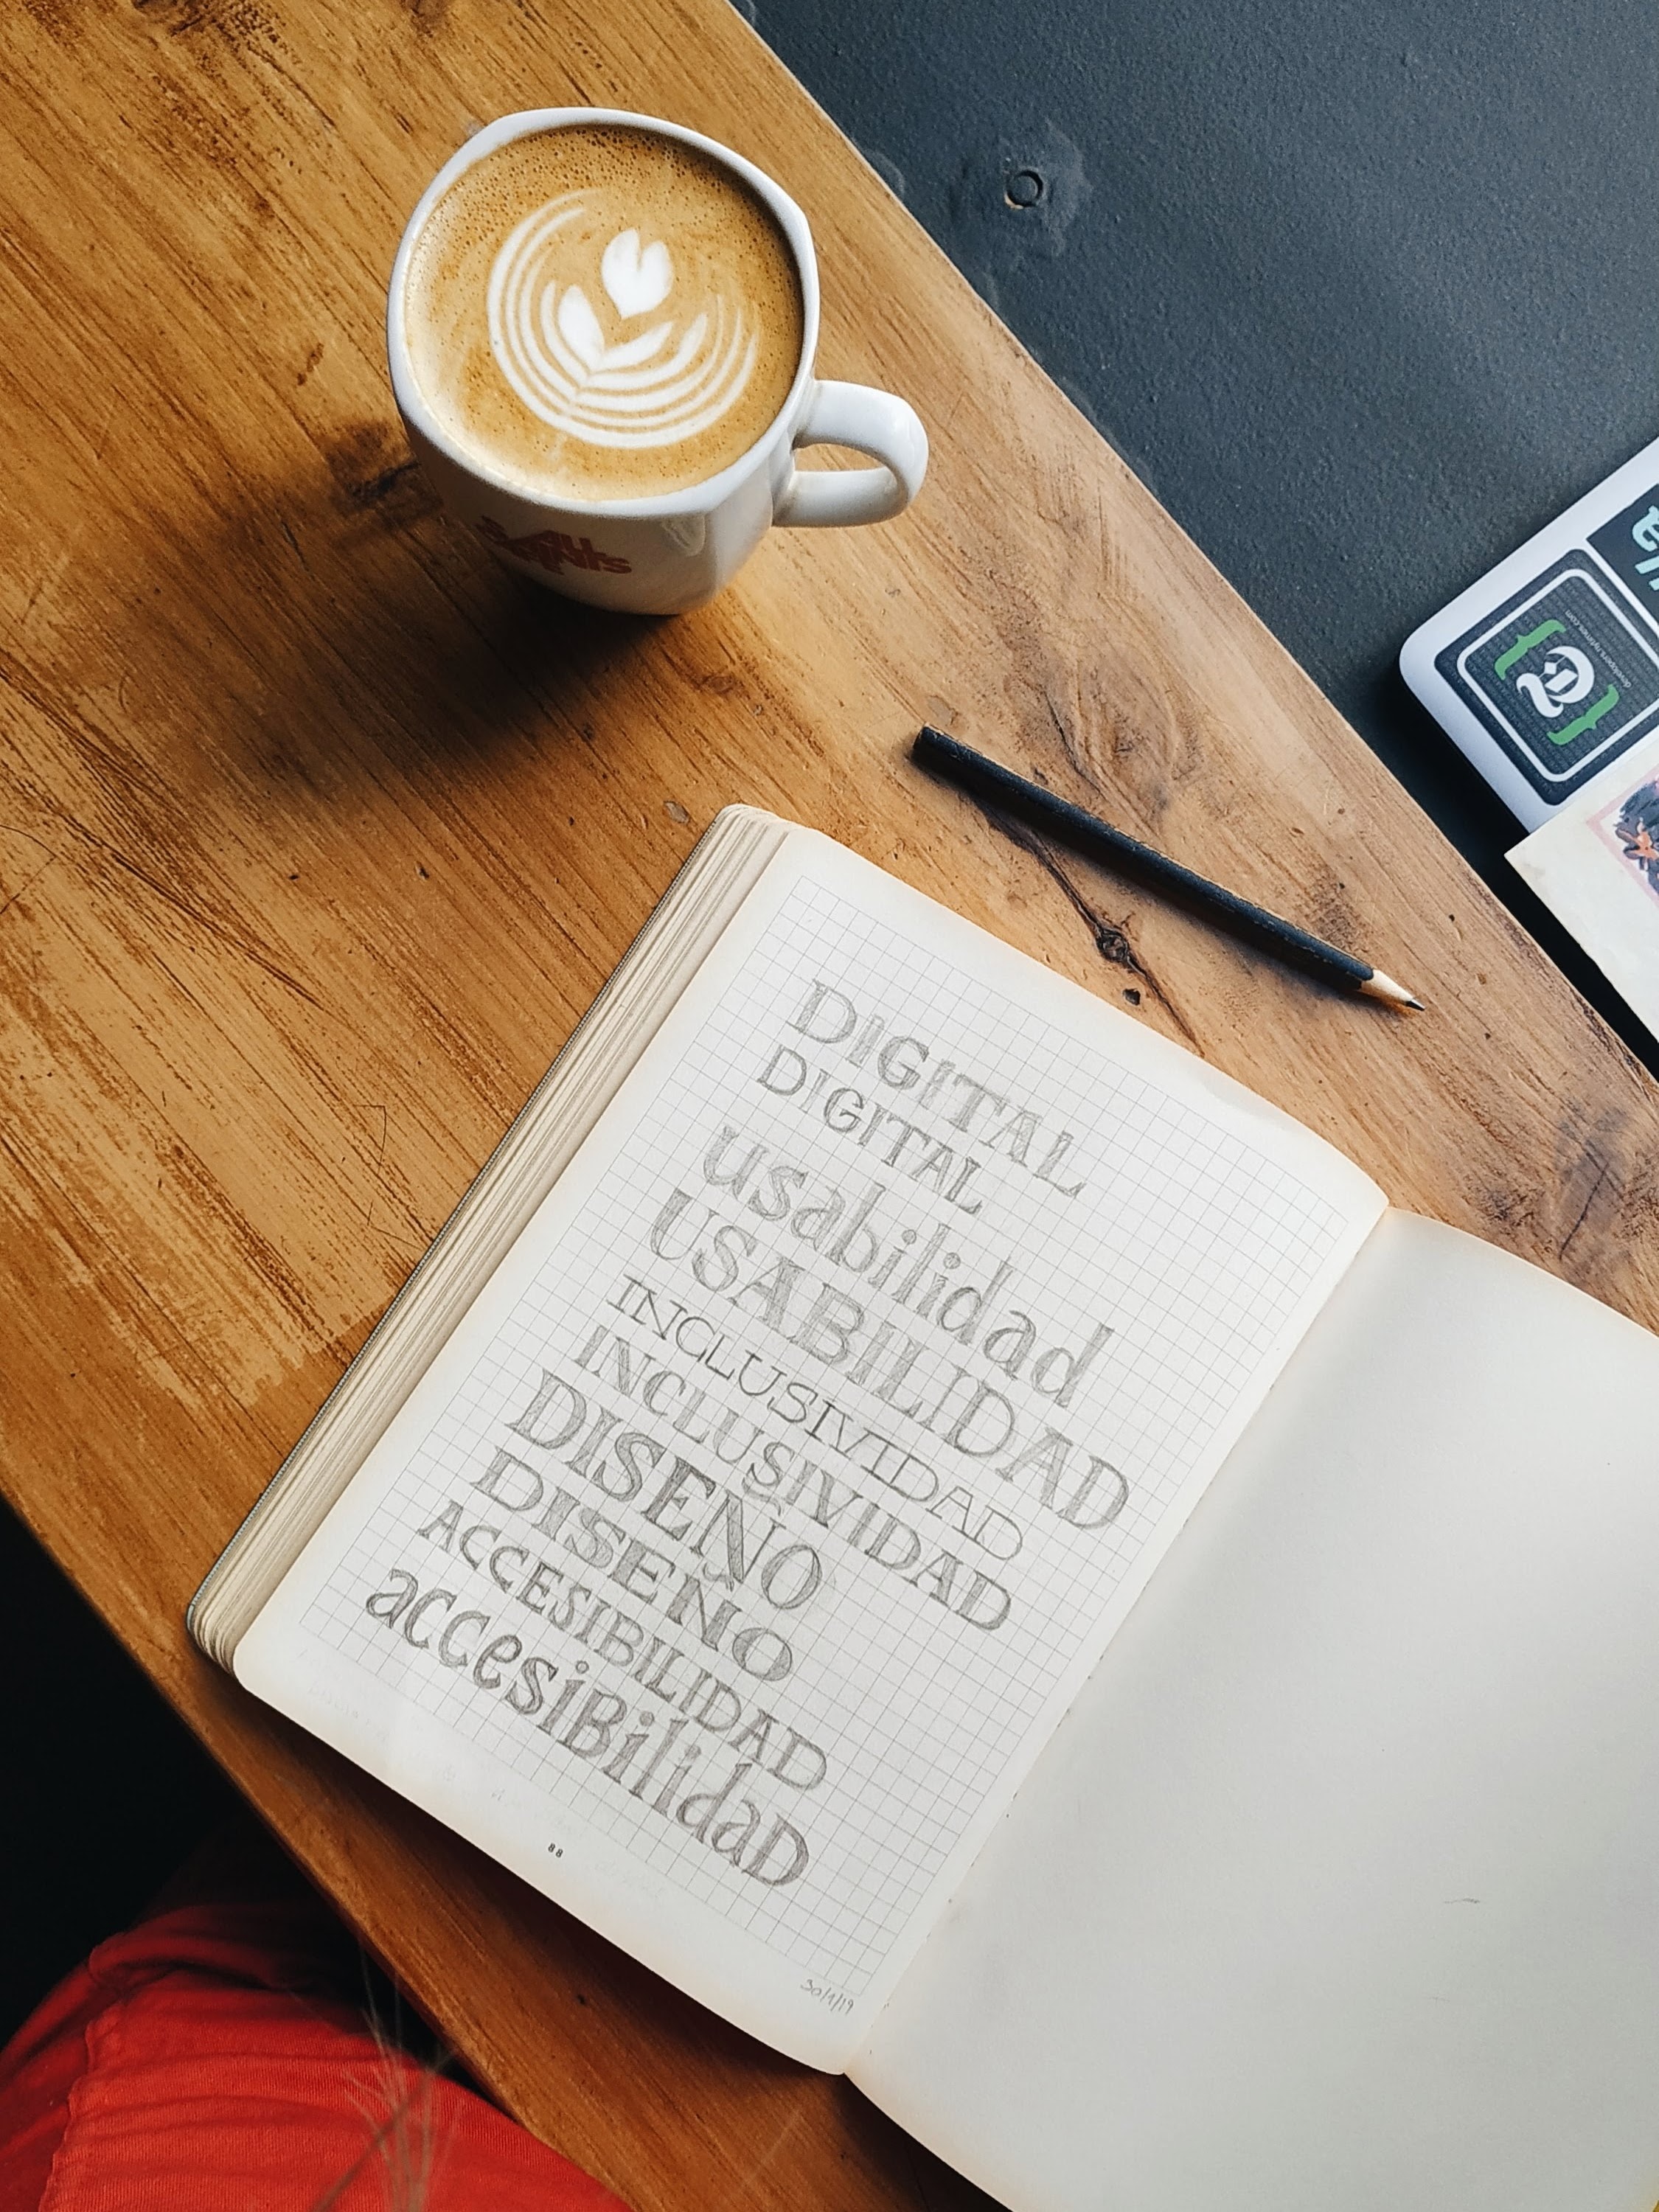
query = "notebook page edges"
xmin=188 ymin=805 xmax=792 ymax=1668
xmin=232 ymin=827 xmax=1385 ymax=2067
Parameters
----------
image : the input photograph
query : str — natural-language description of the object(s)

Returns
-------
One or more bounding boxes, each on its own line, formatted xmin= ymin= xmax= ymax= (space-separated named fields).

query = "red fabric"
xmin=0 ymin=1900 xmax=631 ymax=2211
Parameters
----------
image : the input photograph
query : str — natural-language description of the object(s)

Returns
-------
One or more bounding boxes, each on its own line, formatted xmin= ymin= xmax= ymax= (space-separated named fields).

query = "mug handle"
xmin=773 ymin=380 xmax=928 ymax=528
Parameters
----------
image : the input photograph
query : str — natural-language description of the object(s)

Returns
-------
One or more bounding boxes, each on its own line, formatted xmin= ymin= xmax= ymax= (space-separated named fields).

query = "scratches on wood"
xmin=1559 ymin=1151 xmax=1612 ymax=1262
xmin=984 ymin=804 xmax=1200 ymax=1046
xmin=77 ymin=820 xmax=326 ymax=1009
xmin=324 ymin=425 xmax=441 ymax=526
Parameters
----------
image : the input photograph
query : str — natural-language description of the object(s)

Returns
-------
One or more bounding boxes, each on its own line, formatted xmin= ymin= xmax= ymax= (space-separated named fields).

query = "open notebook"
xmin=192 ymin=810 xmax=1659 ymax=2212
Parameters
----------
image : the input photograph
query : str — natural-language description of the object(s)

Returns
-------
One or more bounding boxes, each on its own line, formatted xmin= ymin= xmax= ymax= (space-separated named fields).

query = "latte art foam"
xmin=404 ymin=126 xmax=804 ymax=502
xmin=490 ymin=202 xmax=760 ymax=448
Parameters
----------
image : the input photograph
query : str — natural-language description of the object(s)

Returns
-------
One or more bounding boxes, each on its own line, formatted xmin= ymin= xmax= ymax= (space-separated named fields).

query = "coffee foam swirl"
xmin=401 ymin=125 xmax=804 ymax=504
xmin=489 ymin=200 xmax=759 ymax=451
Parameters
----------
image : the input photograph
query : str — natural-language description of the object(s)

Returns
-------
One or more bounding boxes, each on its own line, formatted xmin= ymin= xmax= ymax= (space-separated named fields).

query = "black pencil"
xmin=912 ymin=726 xmax=1423 ymax=1011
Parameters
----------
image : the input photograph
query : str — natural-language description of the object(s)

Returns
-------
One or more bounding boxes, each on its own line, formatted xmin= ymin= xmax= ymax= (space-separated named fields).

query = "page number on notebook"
xmin=801 ymin=1978 xmax=854 ymax=2017
xmin=546 ymin=1842 xmax=564 ymax=1859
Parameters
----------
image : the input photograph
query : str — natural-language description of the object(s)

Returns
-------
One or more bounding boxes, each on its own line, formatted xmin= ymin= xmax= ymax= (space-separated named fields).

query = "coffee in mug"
xmin=388 ymin=109 xmax=928 ymax=615
xmin=403 ymin=123 xmax=805 ymax=504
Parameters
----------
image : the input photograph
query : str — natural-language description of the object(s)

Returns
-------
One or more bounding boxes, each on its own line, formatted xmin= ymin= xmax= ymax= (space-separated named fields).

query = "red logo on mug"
xmin=476 ymin=515 xmax=632 ymax=575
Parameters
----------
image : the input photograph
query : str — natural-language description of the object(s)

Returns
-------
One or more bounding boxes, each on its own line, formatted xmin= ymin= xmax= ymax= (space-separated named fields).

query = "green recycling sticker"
xmin=1439 ymin=559 xmax=1659 ymax=801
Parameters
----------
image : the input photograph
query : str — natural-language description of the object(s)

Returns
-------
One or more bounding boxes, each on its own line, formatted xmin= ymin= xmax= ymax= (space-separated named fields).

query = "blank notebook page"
xmin=852 ymin=1210 xmax=1659 ymax=2212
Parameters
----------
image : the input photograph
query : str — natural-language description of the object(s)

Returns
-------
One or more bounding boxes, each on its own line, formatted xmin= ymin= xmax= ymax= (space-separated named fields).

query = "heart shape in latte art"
xmin=553 ymin=288 xmax=672 ymax=375
xmin=487 ymin=194 xmax=762 ymax=453
xmin=600 ymin=228 xmax=672 ymax=317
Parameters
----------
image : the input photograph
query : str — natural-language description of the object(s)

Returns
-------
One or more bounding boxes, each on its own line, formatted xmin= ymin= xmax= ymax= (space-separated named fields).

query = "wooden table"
xmin=4 ymin=1 xmax=1658 ymax=2205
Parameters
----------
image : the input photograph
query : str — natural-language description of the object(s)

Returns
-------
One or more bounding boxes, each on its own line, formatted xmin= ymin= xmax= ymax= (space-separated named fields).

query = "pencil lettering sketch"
xmin=302 ymin=880 xmax=1347 ymax=1993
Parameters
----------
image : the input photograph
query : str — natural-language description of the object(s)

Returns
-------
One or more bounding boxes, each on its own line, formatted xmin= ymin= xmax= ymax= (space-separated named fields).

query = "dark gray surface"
xmin=751 ymin=0 xmax=1659 ymax=1059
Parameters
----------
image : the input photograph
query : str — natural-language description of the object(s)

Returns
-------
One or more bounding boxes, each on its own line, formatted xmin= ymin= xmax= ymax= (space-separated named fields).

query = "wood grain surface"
xmin=4 ymin=0 xmax=1658 ymax=2204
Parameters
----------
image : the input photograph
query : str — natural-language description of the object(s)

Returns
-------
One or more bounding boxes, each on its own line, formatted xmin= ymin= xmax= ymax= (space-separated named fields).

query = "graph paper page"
xmin=236 ymin=828 xmax=1385 ymax=2067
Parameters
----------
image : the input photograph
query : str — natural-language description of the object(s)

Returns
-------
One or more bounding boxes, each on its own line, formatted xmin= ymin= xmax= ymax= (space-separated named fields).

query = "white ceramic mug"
xmin=386 ymin=108 xmax=928 ymax=616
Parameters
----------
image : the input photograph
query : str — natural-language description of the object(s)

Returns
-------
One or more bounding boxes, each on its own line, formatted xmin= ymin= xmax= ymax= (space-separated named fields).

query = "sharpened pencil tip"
xmin=1361 ymin=969 xmax=1425 ymax=1012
